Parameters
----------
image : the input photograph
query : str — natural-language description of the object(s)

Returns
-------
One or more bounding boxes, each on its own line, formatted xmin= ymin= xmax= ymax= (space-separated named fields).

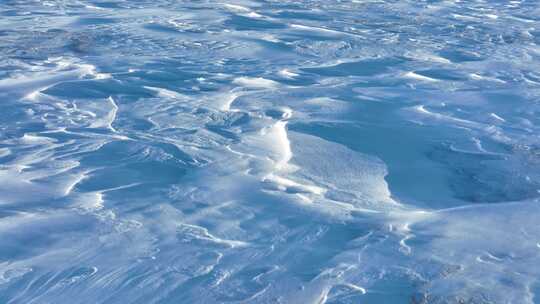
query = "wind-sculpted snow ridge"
xmin=1 ymin=0 xmax=540 ymax=303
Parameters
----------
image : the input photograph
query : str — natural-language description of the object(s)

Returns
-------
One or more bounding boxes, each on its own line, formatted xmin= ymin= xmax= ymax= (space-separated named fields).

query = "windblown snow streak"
xmin=1 ymin=1 xmax=540 ymax=303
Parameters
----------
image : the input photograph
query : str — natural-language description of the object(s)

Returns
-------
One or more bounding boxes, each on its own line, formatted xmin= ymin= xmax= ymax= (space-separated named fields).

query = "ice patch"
xmin=278 ymin=69 xmax=299 ymax=78
xmin=232 ymin=77 xmax=279 ymax=89
xmin=403 ymin=71 xmax=439 ymax=82
xmin=223 ymin=4 xmax=251 ymax=12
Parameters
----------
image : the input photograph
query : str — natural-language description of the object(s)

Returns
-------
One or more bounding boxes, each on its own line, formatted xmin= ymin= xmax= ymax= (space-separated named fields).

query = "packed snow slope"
xmin=1 ymin=0 xmax=540 ymax=303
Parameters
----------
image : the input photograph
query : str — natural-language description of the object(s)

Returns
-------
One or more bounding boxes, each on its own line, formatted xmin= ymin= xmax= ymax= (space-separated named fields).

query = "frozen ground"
xmin=1 ymin=0 xmax=540 ymax=303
